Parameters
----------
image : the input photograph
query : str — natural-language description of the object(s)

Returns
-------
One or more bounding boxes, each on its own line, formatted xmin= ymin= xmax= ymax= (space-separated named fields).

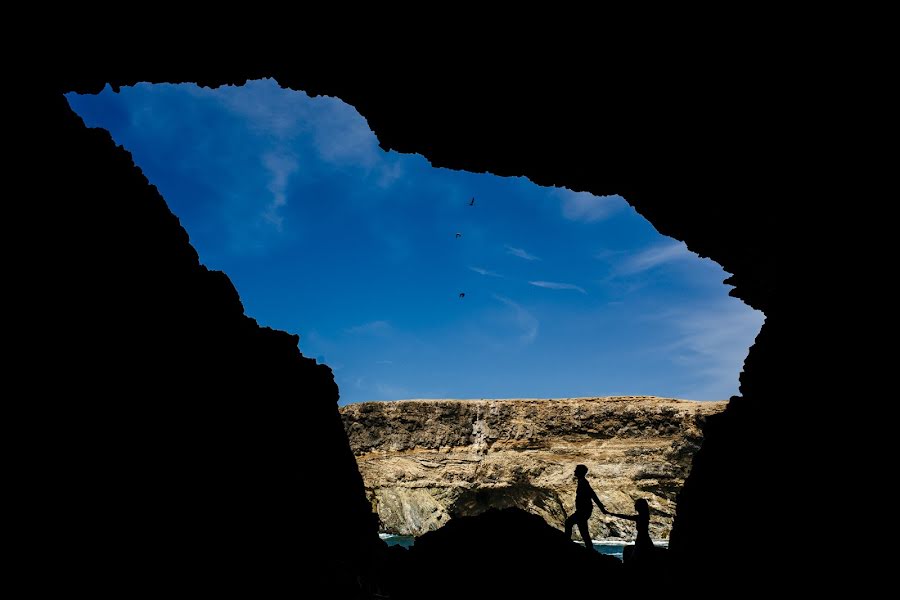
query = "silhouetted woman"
xmin=606 ymin=498 xmax=654 ymax=563
xmin=564 ymin=464 xmax=606 ymax=551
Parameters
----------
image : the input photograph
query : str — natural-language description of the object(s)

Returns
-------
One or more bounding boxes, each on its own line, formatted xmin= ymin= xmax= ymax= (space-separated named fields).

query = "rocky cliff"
xmin=341 ymin=397 xmax=724 ymax=541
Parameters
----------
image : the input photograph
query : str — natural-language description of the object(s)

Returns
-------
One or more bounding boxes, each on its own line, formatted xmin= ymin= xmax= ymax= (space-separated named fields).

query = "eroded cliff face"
xmin=342 ymin=397 xmax=724 ymax=541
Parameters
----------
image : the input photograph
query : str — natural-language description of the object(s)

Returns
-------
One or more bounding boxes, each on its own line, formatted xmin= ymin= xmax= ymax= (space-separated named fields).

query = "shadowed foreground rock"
xmin=390 ymin=508 xmax=627 ymax=599
xmin=24 ymin=92 xmax=377 ymax=597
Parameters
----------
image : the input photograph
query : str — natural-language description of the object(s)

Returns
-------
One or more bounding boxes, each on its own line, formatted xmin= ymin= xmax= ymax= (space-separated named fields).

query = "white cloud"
xmin=345 ymin=320 xmax=393 ymax=336
xmin=193 ymin=80 xmax=307 ymax=138
xmin=204 ymin=79 xmax=395 ymax=181
xmin=665 ymin=301 xmax=766 ymax=400
xmin=311 ymin=99 xmax=381 ymax=169
xmin=529 ymin=281 xmax=587 ymax=294
xmin=260 ymin=151 xmax=298 ymax=230
xmin=493 ymin=295 xmax=539 ymax=344
xmin=469 ymin=266 xmax=503 ymax=277
xmin=375 ymin=360 xmax=394 ymax=365
xmin=619 ymin=241 xmax=693 ymax=275
xmin=505 ymin=245 xmax=541 ymax=261
xmin=593 ymin=248 xmax=626 ymax=261
xmin=556 ymin=189 xmax=622 ymax=223
xmin=376 ymin=158 xmax=404 ymax=188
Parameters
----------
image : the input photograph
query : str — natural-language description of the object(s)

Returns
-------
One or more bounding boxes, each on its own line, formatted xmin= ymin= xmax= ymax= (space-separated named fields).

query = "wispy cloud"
xmin=619 ymin=241 xmax=693 ymax=275
xmin=375 ymin=360 xmax=394 ymax=365
xmin=493 ymin=294 xmax=539 ymax=344
xmin=664 ymin=301 xmax=765 ymax=400
xmin=376 ymin=159 xmax=404 ymax=188
xmin=593 ymin=248 xmax=626 ymax=261
xmin=195 ymin=81 xmax=306 ymax=138
xmin=469 ymin=266 xmax=503 ymax=277
xmin=556 ymin=189 xmax=623 ymax=223
xmin=505 ymin=245 xmax=541 ymax=261
xmin=199 ymin=78 xmax=395 ymax=181
xmin=529 ymin=281 xmax=587 ymax=294
xmin=311 ymin=97 xmax=381 ymax=169
xmin=345 ymin=320 xmax=393 ymax=336
xmin=260 ymin=151 xmax=298 ymax=230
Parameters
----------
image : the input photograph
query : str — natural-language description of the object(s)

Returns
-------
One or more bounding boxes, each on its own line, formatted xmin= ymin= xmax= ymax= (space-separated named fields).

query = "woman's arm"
xmin=605 ymin=512 xmax=637 ymax=521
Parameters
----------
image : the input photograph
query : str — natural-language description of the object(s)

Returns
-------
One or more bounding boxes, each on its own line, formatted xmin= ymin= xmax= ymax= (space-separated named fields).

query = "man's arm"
xmin=591 ymin=488 xmax=607 ymax=513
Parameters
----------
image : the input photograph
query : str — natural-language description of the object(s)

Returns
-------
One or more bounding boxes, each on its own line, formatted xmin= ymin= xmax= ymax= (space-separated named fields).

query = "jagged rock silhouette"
xmin=24 ymin=53 xmax=790 ymax=597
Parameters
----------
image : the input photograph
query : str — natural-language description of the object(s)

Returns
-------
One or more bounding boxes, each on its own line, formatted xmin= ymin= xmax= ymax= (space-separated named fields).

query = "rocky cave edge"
xmin=32 ymin=58 xmax=784 ymax=597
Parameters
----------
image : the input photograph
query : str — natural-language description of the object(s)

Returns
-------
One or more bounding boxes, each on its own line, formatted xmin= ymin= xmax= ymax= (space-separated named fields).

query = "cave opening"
xmin=65 ymin=78 xmax=764 ymax=553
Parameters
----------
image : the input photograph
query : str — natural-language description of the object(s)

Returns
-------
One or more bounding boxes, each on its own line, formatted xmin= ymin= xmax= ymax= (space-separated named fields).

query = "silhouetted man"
xmin=564 ymin=464 xmax=606 ymax=551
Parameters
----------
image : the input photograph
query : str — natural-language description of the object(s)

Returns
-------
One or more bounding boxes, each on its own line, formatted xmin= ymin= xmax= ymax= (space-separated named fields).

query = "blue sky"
xmin=67 ymin=79 xmax=763 ymax=404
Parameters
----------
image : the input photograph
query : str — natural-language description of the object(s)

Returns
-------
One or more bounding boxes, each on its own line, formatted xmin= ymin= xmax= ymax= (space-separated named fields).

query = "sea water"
xmin=379 ymin=534 xmax=668 ymax=560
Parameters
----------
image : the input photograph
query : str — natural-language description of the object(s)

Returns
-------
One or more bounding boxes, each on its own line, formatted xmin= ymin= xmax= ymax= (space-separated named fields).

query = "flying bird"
xmin=455 ymin=232 xmax=462 ymax=239
xmin=459 ymin=292 xmax=466 ymax=299
xmin=468 ymin=197 xmax=475 ymax=206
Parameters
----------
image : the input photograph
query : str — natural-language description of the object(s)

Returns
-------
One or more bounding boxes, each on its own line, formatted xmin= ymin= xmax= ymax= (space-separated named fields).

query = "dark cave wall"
xmin=37 ymin=56 xmax=787 ymax=590
xmin=24 ymin=92 xmax=376 ymax=593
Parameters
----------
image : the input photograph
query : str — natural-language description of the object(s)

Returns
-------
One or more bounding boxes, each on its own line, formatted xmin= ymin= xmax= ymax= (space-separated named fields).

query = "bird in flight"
xmin=459 ymin=292 xmax=466 ymax=299
xmin=455 ymin=232 xmax=462 ymax=239
xmin=468 ymin=197 xmax=475 ymax=206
